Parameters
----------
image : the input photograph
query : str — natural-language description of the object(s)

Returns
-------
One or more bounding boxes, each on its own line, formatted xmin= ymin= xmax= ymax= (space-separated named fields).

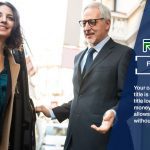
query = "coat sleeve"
xmin=11 ymin=49 xmax=36 ymax=150
xmin=52 ymin=100 xmax=72 ymax=123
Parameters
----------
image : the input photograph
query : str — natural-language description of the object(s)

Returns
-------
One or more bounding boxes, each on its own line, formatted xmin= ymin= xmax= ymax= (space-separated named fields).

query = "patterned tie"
xmin=82 ymin=48 xmax=96 ymax=75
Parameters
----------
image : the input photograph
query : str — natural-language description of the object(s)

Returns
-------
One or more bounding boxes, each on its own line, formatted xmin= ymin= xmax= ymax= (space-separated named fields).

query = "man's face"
xmin=82 ymin=7 xmax=110 ymax=46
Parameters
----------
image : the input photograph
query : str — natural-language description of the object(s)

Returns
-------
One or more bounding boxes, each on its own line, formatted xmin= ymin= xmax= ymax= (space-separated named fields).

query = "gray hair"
xmin=84 ymin=2 xmax=111 ymax=20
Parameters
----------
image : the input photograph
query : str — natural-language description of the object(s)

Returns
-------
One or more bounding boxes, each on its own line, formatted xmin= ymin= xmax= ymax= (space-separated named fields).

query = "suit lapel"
xmin=74 ymin=49 xmax=87 ymax=86
xmin=82 ymin=39 xmax=116 ymax=78
xmin=8 ymin=52 xmax=20 ymax=94
xmin=78 ymin=50 xmax=86 ymax=83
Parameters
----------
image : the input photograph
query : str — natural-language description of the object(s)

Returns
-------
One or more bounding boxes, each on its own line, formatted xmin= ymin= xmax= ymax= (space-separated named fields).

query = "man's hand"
xmin=91 ymin=110 xmax=115 ymax=134
xmin=35 ymin=105 xmax=51 ymax=117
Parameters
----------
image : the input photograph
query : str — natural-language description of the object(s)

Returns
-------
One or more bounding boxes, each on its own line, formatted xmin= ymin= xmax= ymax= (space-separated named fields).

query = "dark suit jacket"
xmin=53 ymin=38 xmax=132 ymax=150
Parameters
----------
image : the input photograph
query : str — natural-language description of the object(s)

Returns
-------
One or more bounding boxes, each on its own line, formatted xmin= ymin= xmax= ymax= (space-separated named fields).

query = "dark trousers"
xmin=67 ymin=137 xmax=73 ymax=150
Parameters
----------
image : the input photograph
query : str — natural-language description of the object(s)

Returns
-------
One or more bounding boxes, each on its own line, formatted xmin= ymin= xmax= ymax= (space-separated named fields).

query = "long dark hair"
xmin=0 ymin=2 xmax=23 ymax=50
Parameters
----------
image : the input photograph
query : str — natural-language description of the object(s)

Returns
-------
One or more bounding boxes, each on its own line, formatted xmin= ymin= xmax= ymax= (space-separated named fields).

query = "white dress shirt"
xmin=80 ymin=36 xmax=110 ymax=73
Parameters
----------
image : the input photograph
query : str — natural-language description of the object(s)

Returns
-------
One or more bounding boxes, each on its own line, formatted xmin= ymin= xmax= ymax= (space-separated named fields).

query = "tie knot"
xmin=82 ymin=47 xmax=96 ymax=76
xmin=88 ymin=48 xmax=96 ymax=55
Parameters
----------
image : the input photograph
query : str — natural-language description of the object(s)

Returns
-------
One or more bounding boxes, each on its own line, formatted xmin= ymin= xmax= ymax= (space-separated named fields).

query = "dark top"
xmin=0 ymin=57 xmax=8 ymax=115
xmin=0 ymin=56 xmax=11 ymax=141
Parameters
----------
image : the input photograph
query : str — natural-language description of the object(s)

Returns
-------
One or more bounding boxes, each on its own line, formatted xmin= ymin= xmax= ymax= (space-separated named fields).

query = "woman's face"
xmin=0 ymin=5 xmax=14 ymax=40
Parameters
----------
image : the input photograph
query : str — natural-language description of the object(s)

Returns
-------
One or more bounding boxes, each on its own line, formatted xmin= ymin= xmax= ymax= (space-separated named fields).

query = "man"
xmin=36 ymin=2 xmax=132 ymax=150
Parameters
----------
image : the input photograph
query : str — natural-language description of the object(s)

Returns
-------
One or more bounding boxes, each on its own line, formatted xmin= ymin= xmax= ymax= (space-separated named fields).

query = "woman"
xmin=0 ymin=2 xmax=35 ymax=150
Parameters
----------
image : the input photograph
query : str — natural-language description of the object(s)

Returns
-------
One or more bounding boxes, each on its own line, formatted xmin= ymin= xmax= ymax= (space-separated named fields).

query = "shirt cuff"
xmin=109 ymin=109 xmax=116 ymax=117
xmin=49 ymin=109 xmax=56 ymax=119
xmin=109 ymin=109 xmax=117 ymax=125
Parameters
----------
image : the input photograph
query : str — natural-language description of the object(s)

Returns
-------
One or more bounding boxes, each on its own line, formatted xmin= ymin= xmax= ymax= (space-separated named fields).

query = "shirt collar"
xmin=88 ymin=36 xmax=110 ymax=53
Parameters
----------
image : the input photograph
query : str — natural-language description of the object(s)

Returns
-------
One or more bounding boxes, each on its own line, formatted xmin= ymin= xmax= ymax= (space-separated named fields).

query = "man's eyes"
xmin=83 ymin=20 xmax=96 ymax=24
xmin=89 ymin=19 xmax=96 ymax=24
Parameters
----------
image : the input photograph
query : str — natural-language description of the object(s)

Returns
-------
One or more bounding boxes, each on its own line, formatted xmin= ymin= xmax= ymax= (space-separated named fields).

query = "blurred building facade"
xmin=20 ymin=0 xmax=146 ymax=107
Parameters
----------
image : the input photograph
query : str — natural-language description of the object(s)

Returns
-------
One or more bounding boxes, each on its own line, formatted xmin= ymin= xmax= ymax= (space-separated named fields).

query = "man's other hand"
xmin=91 ymin=109 xmax=115 ymax=134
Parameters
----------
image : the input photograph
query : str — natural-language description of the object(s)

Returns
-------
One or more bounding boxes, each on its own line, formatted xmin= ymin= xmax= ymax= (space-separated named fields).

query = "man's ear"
xmin=105 ymin=19 xmax=111 ymax=31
